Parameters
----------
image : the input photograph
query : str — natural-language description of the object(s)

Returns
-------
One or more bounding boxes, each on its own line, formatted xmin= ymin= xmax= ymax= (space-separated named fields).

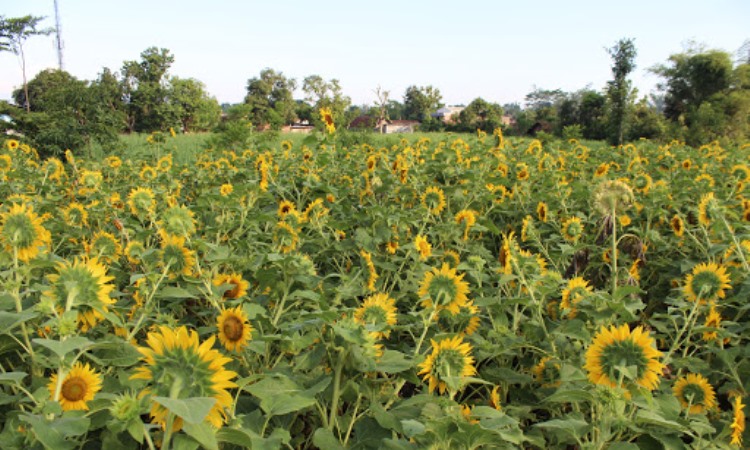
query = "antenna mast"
xmin=54 ymin=0 xmax=64 ymax=70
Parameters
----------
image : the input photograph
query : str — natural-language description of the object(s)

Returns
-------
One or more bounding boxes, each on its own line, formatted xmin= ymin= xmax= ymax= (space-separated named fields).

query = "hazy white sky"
xmin=1 ymin=1 xmax=748 ymax=107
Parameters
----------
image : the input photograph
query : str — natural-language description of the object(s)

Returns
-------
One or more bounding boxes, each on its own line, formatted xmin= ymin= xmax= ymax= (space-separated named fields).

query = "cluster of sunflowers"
xmin=0 ymin=131 xmax=747 ymax=449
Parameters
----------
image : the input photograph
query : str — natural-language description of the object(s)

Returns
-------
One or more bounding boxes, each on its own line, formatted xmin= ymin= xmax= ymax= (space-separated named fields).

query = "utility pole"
xmin=54 ymin=0 xmax=64 ymax=70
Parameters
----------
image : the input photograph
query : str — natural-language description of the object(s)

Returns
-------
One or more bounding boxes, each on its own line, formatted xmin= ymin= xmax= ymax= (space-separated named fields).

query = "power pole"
xmin=54 ymin=0 xmax=64 ymax=70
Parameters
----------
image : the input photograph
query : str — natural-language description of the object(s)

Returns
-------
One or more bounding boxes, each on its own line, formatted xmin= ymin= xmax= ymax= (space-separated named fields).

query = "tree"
xmin=302 ymin=75 xmax=351 ymax=128
xmin=455 ymin=98 xmax=504 ymax=132
xmin=403 ymin=85 xmax=443 ymax=121
xmin=244 ymin=68 xmax=297 ymax=130
xmin=120 ymin=47 xmax=176 ymax=132
xmin=0 ymin=15 xmax=53 ymax=112
xmin=605 ymin=38 xmax=637 ymax=145
xmin=170 ymin=77 xmax=221 ymax=132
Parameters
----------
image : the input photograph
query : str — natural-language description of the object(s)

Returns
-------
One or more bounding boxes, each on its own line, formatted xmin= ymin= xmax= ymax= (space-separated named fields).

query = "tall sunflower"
xmin=217 ymin=306 xmax=253 ymax=352
xmin=158 ymin=205 xmax=197 ymax=238
xmin=702 ymin=305 xmax=722 ymax=341
xmin=319 ymin=107 xmax=336 ymax=134
xmin=84 ymin=231 xmax=122 ymax=265
xmin=421 ymin=186 xmax=446 ymax=215
xmin=672 ymin=373 xmax=716 ymax=414
xmin=731 ymin=395 xmax=746 ymax=447
xmin=277 ymin=200 xmax=296 ymax=218
xmin=584 ymin=324 xmax=663 ymax=392
xmin=47 ymin=362 xmax=103 ymax=411
xmin=697 ymin=192 xmax=717 ymax=227
xmin=560 ymin=277 xmax=592 ymax=319
xmin=353 ymin=292 xmax=398 ymax=339
xmin=0 ymin=203 xmax=50 ymax=262
xmin=159 ymin=234 xmax=196 ymax=278
xmin=417 ymin=335 xmax=477 ymax=395
xmin=273 ymin=221 xmax=299 ymax=254
xmin=360 ymin=249 xmax=378 ymax=292
xmin=418 ymin=263 xmax=470 ymax=314
xmin=414 ymin=234 xmax=432 ymax=261
xmin=683 ymin=262 xmax=731 ymax=304
xmin=131 ymin=326 xmax=237 ymax=430
xmin=43 ymin=258 xmax=115 ymax=332
xmin=213 ymin=273 xmax=250 ymax=299
xmin=455 ymin=210 xmax=477 ymax=241
xmin=532 ymin=356 xmax=561 ymax=388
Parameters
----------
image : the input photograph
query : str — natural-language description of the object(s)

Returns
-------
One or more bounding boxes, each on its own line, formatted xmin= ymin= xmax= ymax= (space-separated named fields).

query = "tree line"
xmin=1 ymin=14 xmax=748 ymax=155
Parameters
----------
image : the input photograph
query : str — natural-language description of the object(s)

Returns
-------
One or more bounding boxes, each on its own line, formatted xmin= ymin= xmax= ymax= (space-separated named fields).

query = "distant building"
xmin=376 ymin=119 xmax=421 ymax=134
xmin=501 ymin=115 xmax=517 ymax=127
xmin=432 ymin=106 xmax=465 ymax=123
xmin=282 ymin=122 xmax=315 ymax=133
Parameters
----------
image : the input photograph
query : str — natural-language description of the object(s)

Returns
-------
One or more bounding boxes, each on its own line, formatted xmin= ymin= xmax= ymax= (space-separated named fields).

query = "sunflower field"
xmin=0 ymin=126 xmax=748 ymax=450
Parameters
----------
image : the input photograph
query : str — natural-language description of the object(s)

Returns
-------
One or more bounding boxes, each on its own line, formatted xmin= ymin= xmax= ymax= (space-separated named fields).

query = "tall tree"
xmin=302 ymin=75 xmax=351 ymax=128
xmin=120 ymin=47 xmax=176 ymax=132
xmin=605 ymin=38 xmax=637 ymax=145
xmin=244 ymin=68 xmax=297 ymax=129
xmin=456 ymin=97 xmax=504 ymax=132
xmin=170 ymin=77 xmax=221 ymax=132
xmin=0 ymin=15 xmax=53 ymax=112
xmin=403 ymin=85 xmax=443 ymax=121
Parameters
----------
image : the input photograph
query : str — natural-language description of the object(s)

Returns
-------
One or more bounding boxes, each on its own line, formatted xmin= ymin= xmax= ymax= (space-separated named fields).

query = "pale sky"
xmin=1 ymin=1 xmax=748 ymax=107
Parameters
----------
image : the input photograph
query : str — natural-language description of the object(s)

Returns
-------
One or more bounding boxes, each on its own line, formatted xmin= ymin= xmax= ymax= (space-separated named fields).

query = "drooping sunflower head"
xmin=124 ymin=240 xmax=146 ymax=265
xmin=421 ymin=186 xmax=446 ymax=215
xmin=697 ymin=192 xmax=719 ymax=227
xmin=273 ymin=221 xmax=299 ymax=254
xmin=44 ymin=157 xmax=66 ymax=181
xmin=671 ymin=215 xmax=685 ymax=237
xmin=105 ymin=155 xmax=122 ymax=169
xmin=319 ymin=107 xmax=335 ymax=134
xmin=537 ymin=202 xmax=548 ymax=223
xmin=84 ymin=231 xmax=122 ymax=265
xmin=0 ymin=203 xmax=50 ymax=262
xmin=594 ymin=163 xmax=610 ymax=177
xmin=584 ymin=324 xmax=663 ymax=391
xmin=730 ymin=395 xmax=746 ymax=447
xmin=139 ymin=165 xmax=157 ymax=182
xmin=212 ymin=273 xmax=250 ymax=299
xmin=515 ymin=162 xmax=530 ymax=181
xmin=48 ymin=362 xmax=103 ymax=411
xmin=632 ymin=173 xmax=652 ymax=193
xmin=683 ymin=262 xmax=731 ymax=304
xmin=157 ymin=205 xmax=197 ymax=238
xmin=561 ymin=217 xmax=584 ymax=243
xmin=442 ymin=250 xmax=460 ymax=269
xmin=418 ymin=263 xmax=470 ymax=314
xmin=417 ymin=335 xmax=477 ymax=395
xmin=43 ymin=258 xmax=115 ymax=332
xmin=672 ymin=373 xmax=717 ymax=414
xmin=560 ymin=277 xmax=593 ymax=319
xmin=414 ymin=234 xmax=432 ymax=261
xmin=79 ymin=169 xmax=103 ymax=190
xmin=353 ymin=292 xmax=398 ymax=339
xmin=731 ymin=164 xmax=750 ymax=183
xmin=127 ymin=187 xmax=157 ymax=218
xmin=62 ymin=202 xmax=88 ymax=228
xmin=156 ymin=154 xmax=173 ymax=172
xmin=217 ymin=305 xmax=253 ymax=352
xmin=437 ymin=301 xmax=480 ymax=336
xmin=593 ymin=180 xmax=634 ymax=216
xmin=702 ymin=305 xmax=722 ymax=341
xmin=498 ymin=231 xmax=516 ymax=275
xmin=131 ymin=326 xmax=238 ymax=430
xmin=159 ymin=234 xmax=196 ymax=278
xmin=532 ymin=356 xmax=562 ymax=388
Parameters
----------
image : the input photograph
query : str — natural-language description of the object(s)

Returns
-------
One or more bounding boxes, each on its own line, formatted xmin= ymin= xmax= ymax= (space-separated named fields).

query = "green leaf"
xmin=534 ymin=417 xmax=590 ymax=437
xmin=126 ymin=418 xmax=145 ymax=444
xmin=182 ymin=421 xmax=218 ymax=450
xmin=245 ymin=375 xmax=328 ymax=416
xmin=400 ymin=419 xmax=425 ymax=438
xmin=158 ymin=286 xmax=198 ymax=299
xmin=544 ymin=389 xmax=594 ymax=404
xmin=371 ymin=402 xmax=402 ymax=432
xmin=151 ymin=397 xmax=216 ymax=424
xmin=375 ymin=350 xmax=413 ymax=374
xmin=609 ymin=443 xmax=639 ymax=450
xmin=171 ymin=434 xmax=200 ymax=450
xmin=90 ymin=340 xmax=142 ymax=366
xmin=33 ymin=337 xmax=93 ymax=359
xmin=0 ymin=310 xmax=38 ymax=332
xmin=312 ymin=428 xmax=345 ymax=450
xmin=0 ymin=371 xmax=27 ymax=384
xmin=20 ymin=414 xmax=75 ymax=450
xmin=635 ymin=410 xmax=684 ymax=431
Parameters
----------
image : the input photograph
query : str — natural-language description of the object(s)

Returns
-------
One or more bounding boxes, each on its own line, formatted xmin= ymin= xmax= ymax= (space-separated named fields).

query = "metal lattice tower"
xmin=737 ymin=39 xmax=750 ymax=65
xmin=54 ymin=0 xmax=64 ymax=70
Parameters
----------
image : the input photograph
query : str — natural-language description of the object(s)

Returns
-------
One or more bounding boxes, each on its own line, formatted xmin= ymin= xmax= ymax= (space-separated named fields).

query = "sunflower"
xmin=353 ymin=292 xmax=398 ymax=339
xmin=277 ymin=200 xmax=297 ymax=219
xmin=61 ymin=202 xmax=88 ymax=228
xmin=671 ymin=215 xmax=685 ymax=237
xmin=417 ymin=335 xmax=477 ymax=395
xmin=443 ymin=250 xmax=460 ymax=268
xmin=319 ymin=107 xmax=335 ymax=134
xmin=159 ymin=234 xmax=196 ymax=278
xmin=273 ymin=221 xmax=299 ymax=254
xmin=672 ymin=373 xmax=717 ymax=414
xmin=78 ymin=170 xmax=103 ymax=192
xmin=695 ymin=173 xmax=715 ymax=187
xmin=594 ymin=163 xmax=610 ymax=177
xmin=5 ymin=139 xmax=20 ymax=150
xmin=421 ymin=186 xmax=446 ymax=215
xmin=703 ymin=305 xmax=722 ymax=341
xmin=437 ymin=301 xmax=480 ymax=335
xmin=131 ymin=326 xmax=237 ymax=430
xmin=217 ymin=306 xmax=253 ymax=352
xmin=124 ymin=240 xmax=146 ymax=265
xmin=537 ymin=202 xmax=548 ymax=222
xmin=84 ymin=231 xmax=122 ymax=265
xmin=697 ymin=192 xmax=717 ymax=227
xmin=220 ymin=183 xmax=233 ymax=196
xmin=127 ymin=187 xmax=157 ymax=218
xmin=0 ymin=203 xmax=50 ymax=262
xmin=560 ymin=277 xmax=592 ymax=319
xmin=43 ymin=258 xmax=116 ymax=332
xmin=418 ymin=263 xmax=470 ymax=314
xmin=683 ymin=262 xmax=731 ymax=304
xmin=489 ymin=385 xmax=502 ymax=410
xmin=632 ymin=173 xmax=652 ymax=193
xmin=139 ymin=165 xmax=157 ymax=182
xmin=455 ymin=210 xmax=477 ymax=241
xmin=516 ymin=163 xmax=530 ymax=181
xmin=730 ymin=395 xmax=746 ymax=447
xmin=48 ymin=362 xmax=103 ymax=411
xmin=561 ymin=217 xmax=584 ymax=243
xmin=385 ymin=240 xmax=399 ymax=254
xmin=156 ymin=154 xmax=173 ymax=172
xmin=360 ymin=249 xmax=378 ymax=291
xmin=731 ymin=164 xmax=750 ymax=182
xmin=584 ymin=324 xmax=663 ymax=391
xmin=532 ymin=356 xmax=562 ymax=388
xmin=498 ymin=232 xmax=515 ymax=275
xmin=682 ymin=159 xmax=692 ymax=170
xmin=521 ymin=215 xmax=533 ymax=242
xmin=212 ymin=273 xmax=250 ymax=299
xmin=158 ymin=205 xmax=197 ymax=238
xmin=415 ymin=234 xmax=432 ymax=260
xmin=0 ymin=154 xmax=12 ymax=172
xmin=44 ymin=158 xmax=65 ymax=181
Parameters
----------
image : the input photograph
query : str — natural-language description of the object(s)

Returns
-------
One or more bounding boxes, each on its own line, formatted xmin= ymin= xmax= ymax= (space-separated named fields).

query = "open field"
xmin=0 ymin=132 xmax=748 ymax=449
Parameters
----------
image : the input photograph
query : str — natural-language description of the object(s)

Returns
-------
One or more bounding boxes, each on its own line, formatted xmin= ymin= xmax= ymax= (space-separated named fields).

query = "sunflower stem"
xmin=662 ymin=298 xmax=702 ymax=366
xmin=126 ymin=264 xmax=170 ymax=342
xmin=11 ymin=248 xmax=35 ymax=368
xmin=327 ymin=346 xmax=348 ymax=432
xmin=611 ymin=207 xmax=618 ymax=294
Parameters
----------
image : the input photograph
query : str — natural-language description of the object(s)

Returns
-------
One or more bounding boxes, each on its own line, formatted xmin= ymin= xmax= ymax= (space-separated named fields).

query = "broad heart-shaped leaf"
xmin=33 ymin=337 xmax=93 ymax=359
xmin=312 ymin=428 xmax=345 ymax=450
xmin=151 ymin=397 xmax=216 ymax=425
xmin=534 ymin=417 xmax=590 ymax=437
xmin=20 ymin=413 xmax=78 ymax=450
xmin=0 ymin=310 xmax=38 ymax=332
xmin=157 ymin=286 xmax=198 ymax=299
xmin=608 ymin=443 xmax=640 ymax=450
xmin=245 ymin=374 xmax=330 ymax=417
xmin=375 ymin=349 xmax=413 ymax=374
xmin=182 ymin=421 xmax=218 ymax=450
xmin=217 ymin=427 xmax=290 ymax=450
xmin=0 ymin=372 xmax=27 ymax=384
